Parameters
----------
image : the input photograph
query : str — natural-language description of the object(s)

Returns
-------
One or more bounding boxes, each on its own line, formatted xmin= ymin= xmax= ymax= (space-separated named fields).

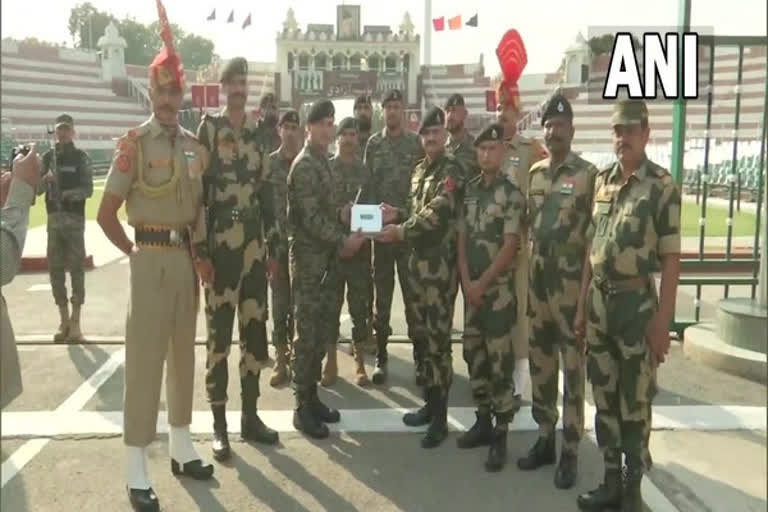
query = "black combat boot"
xmin=211 ymin=405 xmax=230 ymax=461
xmin=621 ymin=464 xmax=644 ymax=512
xmin=577 ymin=468 xmax=623 ymax=511
xmin=371 ymin=335 xmax=388 ymax=384
xmin=309 ymin=383 xmax=341 ymax=423
xmin=241 ymin=375 xmax=279 ymax=445
xmin=554 ymin=449 xmax=578 ymax=489
xmin=456 ymin=410 xmax=493 ymax=449
xmin=403 ymin=387 xmax=432 ymax=427
xmin=413 ymin=339 xmax=426 ymax=386
xmin=421 ymin=388 xmax=448 ymax=449
xmin=485 ymin=426 xmax=508 ymax=472
xmin=293 ymin=389 xmax=329 ymax=439
xmin=517 ymin=433 xmax=556 ymax=470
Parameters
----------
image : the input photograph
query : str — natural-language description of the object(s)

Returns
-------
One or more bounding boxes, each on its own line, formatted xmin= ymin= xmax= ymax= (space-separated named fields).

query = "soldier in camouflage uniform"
xmin=268 ymin=110 xmax=302 ymax=387
xmin=456 ymin=123 xmax=525 ymax=472
xmin=287 ymin=99 xmax=367 ymax=439
xmin=365 ymin=89 xmax=424 ymax=384
xmin=577 ymin=100 xmax=680 ymax=512
xmin=444 ymin=93 xmax=478 ymax=180
xmin=353 ymin=95 xmax=373 ymax=160
xmin=496 ymin=79 xmax=548 ymax=399
xmin=39 ymin=114 xmax=93 ymax=343
xmin=194 ymin=57 xmax=280 ymax=461
xmin=377 ymin=106 xmax=464 ymax=449
xmin=259 ymin=92 xmax=281 ymax=154
xmin=517 ymin=95 xmax=597 ymax=489
xmin=322 ymin=117 xmax=372 ymax=387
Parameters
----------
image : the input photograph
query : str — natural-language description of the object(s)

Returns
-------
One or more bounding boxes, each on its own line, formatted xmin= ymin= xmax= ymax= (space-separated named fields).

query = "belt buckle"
xmin=169 ymin=229 xmax=181 ymax=245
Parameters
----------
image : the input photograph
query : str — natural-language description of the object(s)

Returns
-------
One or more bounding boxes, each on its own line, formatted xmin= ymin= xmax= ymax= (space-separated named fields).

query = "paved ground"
xmin=2 ymin=233 xmax=766 ymax=511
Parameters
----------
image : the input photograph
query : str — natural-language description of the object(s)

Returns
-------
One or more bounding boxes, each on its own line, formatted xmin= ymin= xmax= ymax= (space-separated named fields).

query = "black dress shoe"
xmin=212 ymin=430 xmax=231 ymax=461
xmin=456 ymin=411 xmax=493 ymax=449
xmin=171 ymin=459 xmax=214 ymax=480
xmin=242 ymin=413 xmax=280 ymax=445
xmin=127 ymin=486 xmax=159 ymax=512
xmin=293 ymin=406 xmax=330 ymax=439
xmin=517 ymin=434 xmax=556 ymax=471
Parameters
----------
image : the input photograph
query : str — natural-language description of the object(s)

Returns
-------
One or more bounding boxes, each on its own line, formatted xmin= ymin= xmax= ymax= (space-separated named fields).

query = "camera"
xmin=10 ymin=145 xmax=31 ymax=167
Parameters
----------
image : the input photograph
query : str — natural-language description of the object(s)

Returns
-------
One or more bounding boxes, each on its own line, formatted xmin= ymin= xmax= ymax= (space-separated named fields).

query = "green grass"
xmin=681 ymin=201 xmax=758 ymax=238
xmin=28 ymin=180 xmax=125 ymax=228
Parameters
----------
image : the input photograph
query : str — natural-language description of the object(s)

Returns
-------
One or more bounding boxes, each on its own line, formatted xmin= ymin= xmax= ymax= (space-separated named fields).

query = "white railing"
xmin=127 ymin=77 xmax=151 ymax=113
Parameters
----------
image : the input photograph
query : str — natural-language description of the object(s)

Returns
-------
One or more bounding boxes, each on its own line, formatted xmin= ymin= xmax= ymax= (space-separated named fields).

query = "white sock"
xmin=126 ymin=446 xmax=150 ymax=490
xmin=169 ymin=425 xmax=199 ymax=465
xmin=513 ymin=358 xmax=530 ymax=397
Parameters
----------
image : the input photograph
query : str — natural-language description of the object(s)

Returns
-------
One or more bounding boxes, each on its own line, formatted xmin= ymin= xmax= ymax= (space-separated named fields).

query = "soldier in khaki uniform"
xmin=97 ymin=10 xmax=213 ymax=511
xmin=577 ymin=100 xmax=680 ymax=512
xmin=494 ymin=30 xmax=548 ymax=399
xmin=456 ymin=123 xmax=525 ymax=472
xmin=517 ymin=94 xmax=597 ymax=489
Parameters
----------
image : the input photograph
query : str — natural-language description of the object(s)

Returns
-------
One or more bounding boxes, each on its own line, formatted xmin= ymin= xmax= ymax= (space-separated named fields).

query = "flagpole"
xmin=423 ymin=0 xmax=432 ymax=66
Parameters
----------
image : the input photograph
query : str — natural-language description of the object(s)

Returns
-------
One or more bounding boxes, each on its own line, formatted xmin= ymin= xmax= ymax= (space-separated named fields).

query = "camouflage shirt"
xmin=364 ymin=128 xmax=424 ymax=209
xmin=528 ymin=151 xmax=598 ymax=254
xmin=196 ymin=108 xmax=279 ymax=259
xmin=287 ymin=143 xmax=345 ymax=254
xmin=459 ymin=171 xmax=525 ymax=282
xmin=329 ymin=154 xmax=373 ymax=207
xmin=398 ymin=151 xmax=464 ymax=253
xmin=587 ymin=157 xmax=681 ymax=281
xmin=446 ymin=129 xmax=477 ymax=181
xmin=268 ymin=148 xmax=296 ymax=256
xmin=356 ymin=129 xmax=371 ymax=161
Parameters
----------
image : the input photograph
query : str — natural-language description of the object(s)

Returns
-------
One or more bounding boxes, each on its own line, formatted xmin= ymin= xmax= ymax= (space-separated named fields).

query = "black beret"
xmin=337 ymin=117 xmax=357 ymax=134
xmin=220 ymin=57 xmax=248 ymax=83
xmin=353 ymin=95 xmax=372 ymax=109
xmin=541 ymin=93 xmax=573 ymax=126
xmin=419 ymin=106 xmax=446 ymax=134
xmin=279 ymin=109 xmax=300 ymax=126
xmin=307 ymin=99 xmax=335 ymax=124
xmin=444 ymin=93 xmax=465 ymax=109
xmin=382 ymin=89 xmax=404 ymax=105
xmin=55 ymin=113 xmax=74 ymax=127
xmin=260 ymin=92 xmax=277 ymax=108
xmin=474 ymin=123 xmax=505 ymax=146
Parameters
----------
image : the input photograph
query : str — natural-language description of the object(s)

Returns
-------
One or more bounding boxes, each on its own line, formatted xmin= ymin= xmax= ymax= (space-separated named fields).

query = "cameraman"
xmin=1 ymin=144 xmax=42 ymax=407
xmin=38 ymin=114 xmax=93 ymax=342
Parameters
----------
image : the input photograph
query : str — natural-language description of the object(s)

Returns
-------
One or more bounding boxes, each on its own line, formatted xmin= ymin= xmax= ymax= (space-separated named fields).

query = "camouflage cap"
xmin=611 ymin=99 xmax=649 ymax=126
xmin=381 ymin=89 xmax=404 ymax=105
xmin=541 ymin=93 xmax=573 ymax=126
xmin=444 ymin=93 xmax=465 ymax=109
xmin=474 ymin=122 xmax=505 ymax=146
xmin=220 ymin=56 xmax=248 ymax=83
xmin=307 ymin=99 xmax=335 ymax=124
xmin=337 ymin=117 xmax=358 ymax=135
xmin=419 ymin=106 xmax=446 ymax=134
xmin=279 ymin=109 xmax=300 ymax=126
xmin=55 ymin=113 xmax=74 ymax=128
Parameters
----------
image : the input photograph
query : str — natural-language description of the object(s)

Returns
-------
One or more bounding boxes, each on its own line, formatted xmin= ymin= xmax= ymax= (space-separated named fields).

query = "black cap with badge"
xmin=55 ymin=114 xmax=74 ymax=128
xmin=474 ymin=123 xmax=505 ymax=146
xmin=307 ymin=99 xmax=335 ymax=124
xmin=540 ymin=93 xmax=573 ymax=126
xmin=419 ymin=106 xmax=446 ymax=134
xmin=279 ymin=110 xmax=300 ymax=126
xmin=444 ymin=93 xmax=465 ymax=109
xmin=381 ymin=89 xmax=404 ymax=106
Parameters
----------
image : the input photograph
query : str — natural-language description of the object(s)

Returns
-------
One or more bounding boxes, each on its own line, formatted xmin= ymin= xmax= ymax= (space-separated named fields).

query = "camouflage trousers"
xmin=408 ymin=254 xmax=458 ymax=395
xmin=269 ymin=252 xmax=293 ymax=349
xmin=332 ymin=243 xmax=372 ymax=348
xmin=462 ymin=280 xmax=519 ymax=423
xmin=204 ymin=234 xmax=270 ymax=408
xmin=373 ymin=241 xmax=417 ymax=350
xmin=46 ymin=213 xmax=86 ymax=306
xmin=291 ymin=248 xmax=338 ymax=400
xmin=528 ymin=253 xmax=585 ymax=452
xmin=586 ymin=280 xmax=657 ymax=473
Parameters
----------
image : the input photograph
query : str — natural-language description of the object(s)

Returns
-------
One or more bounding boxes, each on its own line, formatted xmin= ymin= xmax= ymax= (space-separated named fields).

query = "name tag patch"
xmin=560 ymin=182 xmax=574 ymax=195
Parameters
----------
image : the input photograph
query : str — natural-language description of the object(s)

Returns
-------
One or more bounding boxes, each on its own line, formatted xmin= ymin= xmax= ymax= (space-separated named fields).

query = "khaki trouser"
xmin=512 ymin=233 xmax=529 ymax=361
xmin=123 ymin=248 xmax=197 ymax=447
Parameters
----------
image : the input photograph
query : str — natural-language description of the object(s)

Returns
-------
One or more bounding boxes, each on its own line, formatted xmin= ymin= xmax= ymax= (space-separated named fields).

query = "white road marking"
xmin=26 ymin=284 xmax=51 ymax=292
xmin=0 ymin=349 xmax=125 ymax=488
xmin=2 ymin=405 xmax=764 ymax=438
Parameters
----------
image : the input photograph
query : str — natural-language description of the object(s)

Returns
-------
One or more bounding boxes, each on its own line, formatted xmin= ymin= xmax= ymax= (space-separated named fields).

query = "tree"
xmin=588 ymin=33 xmax=642 ymax=56
xmin=68 ymin=2 xmax=114 ymax=49
xmin=119 ymin=18 xmax=155 ymax=66
xmin=177 ymin=34 xmax=215 ymax=70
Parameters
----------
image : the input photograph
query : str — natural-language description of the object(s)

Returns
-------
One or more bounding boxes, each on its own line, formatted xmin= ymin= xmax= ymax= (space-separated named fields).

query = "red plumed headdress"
xmin=495 ymin=29 xmax=528 ymax=111
xmin=149 ymin=0 xmax=185 ymax=90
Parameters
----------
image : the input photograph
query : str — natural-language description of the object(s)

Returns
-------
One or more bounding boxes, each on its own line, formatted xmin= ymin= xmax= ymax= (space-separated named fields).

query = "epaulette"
xmin=647 ymin=160 xmax=670 ymax=178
